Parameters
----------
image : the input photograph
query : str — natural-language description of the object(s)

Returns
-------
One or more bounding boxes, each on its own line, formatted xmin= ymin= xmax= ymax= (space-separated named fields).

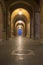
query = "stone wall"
xmin=0 ymin=4 xmax=3 ymax=40
xmin=35 ymin=12 xmax=40 ymax=39
xmin=40 ymin=0 xmax=43 ymax=39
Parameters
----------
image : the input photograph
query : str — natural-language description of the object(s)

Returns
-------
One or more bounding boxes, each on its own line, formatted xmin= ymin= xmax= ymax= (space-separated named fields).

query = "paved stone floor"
xmin=0 ymin=36 xmax=43 ymax=65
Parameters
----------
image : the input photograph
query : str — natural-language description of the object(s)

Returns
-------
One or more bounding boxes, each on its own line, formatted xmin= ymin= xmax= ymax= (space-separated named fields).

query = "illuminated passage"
xmin=18 ymin=29 xmax=22 ymax=36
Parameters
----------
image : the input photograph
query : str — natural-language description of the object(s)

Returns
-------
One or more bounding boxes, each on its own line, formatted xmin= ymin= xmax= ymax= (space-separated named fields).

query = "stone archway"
xmin=11 ymin=8 xmax=30 ymax=37
xmin=7 ymin=1 xmax=34 ymax=39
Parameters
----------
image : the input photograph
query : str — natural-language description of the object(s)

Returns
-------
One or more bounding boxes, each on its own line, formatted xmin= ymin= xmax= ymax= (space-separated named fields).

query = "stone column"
xmin=6 ymin=8 xmax=11 ymax=40
xmin=30 ymin=15 xmax=34 ymax=39
xmin=0 ymin=1 xmax=6 ymax=40
xmin=26 ymin=23 xmax=30 ymax=38
xmin=40 ymin=0 xmax=43 ymax=39
xmin=35 ymin=12 xmax=40 ymax=39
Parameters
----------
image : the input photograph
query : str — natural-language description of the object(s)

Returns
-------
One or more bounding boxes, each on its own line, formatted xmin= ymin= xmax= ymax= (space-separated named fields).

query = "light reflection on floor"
xmin=0 ymin=36 xmax=43 ymax=65
xmin=11 ymin=49 xmax=35 ymax=56
xmin=11 ymin=36 xmax=35 ymax=61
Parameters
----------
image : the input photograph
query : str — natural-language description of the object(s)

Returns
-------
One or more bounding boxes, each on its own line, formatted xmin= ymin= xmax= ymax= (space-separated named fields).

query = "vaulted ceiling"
xmin=1 ymin=0 xmax=40 ymax=13
xmin=4 ymin=0 xmax=40 ymax=5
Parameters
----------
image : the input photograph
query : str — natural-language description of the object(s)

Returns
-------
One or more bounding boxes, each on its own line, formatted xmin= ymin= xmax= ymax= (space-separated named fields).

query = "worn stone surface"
xmin=0 ymin=37 xmax=43 ymax=65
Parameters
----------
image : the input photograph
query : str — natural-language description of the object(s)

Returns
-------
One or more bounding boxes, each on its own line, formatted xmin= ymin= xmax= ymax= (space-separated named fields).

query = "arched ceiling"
xmin=11 ymin=8 xmax=30 ymax=24
xmin=4 ymin=0 xmax=40 ymax=14
xmin=1 ymin=0 xmax=40 ymax=12
xmin=4 ymin=0 xmax=40 ymax=5
xmin=15 ymin=20 xmax=25 ymax=28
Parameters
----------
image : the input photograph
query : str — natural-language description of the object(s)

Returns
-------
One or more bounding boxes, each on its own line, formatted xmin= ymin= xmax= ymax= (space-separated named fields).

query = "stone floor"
xmin=0 ymin=36 xmax=43 ymax=65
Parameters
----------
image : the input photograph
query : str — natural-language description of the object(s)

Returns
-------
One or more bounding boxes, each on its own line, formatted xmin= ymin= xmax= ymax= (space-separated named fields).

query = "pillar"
xmin=40 ymin=0 xmax=43 ymax=39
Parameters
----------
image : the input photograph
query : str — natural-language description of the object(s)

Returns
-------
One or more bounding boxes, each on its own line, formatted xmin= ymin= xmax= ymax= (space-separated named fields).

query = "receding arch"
xmin=11 ymin=8 xmax=30 ymax=37
xmin=7 ymin=1 xmax=35 ymax=39
xmin=8 ymin=1 xmax=34 ymax=14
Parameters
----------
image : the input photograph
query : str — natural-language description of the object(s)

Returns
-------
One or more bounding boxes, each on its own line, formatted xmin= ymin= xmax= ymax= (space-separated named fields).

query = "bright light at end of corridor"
xmin=18 ymin=20 xmax=23 ymax=23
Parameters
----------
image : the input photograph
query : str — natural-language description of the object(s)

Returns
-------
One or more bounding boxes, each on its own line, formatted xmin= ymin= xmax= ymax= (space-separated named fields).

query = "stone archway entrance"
xmin=6 ymin=1 xmax=40 ymax=40
xmin=7 ymin=1 xmax=34 ymax=39
xmin=11 ymin=8 xmax=30 ymax=38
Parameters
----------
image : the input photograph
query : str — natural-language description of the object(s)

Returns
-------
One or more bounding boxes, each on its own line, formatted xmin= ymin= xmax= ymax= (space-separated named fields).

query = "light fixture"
xmin=19 ymin=9 xmax=22 ymax=15
xmin=19 ymin=11 xmax=22 ymax=15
